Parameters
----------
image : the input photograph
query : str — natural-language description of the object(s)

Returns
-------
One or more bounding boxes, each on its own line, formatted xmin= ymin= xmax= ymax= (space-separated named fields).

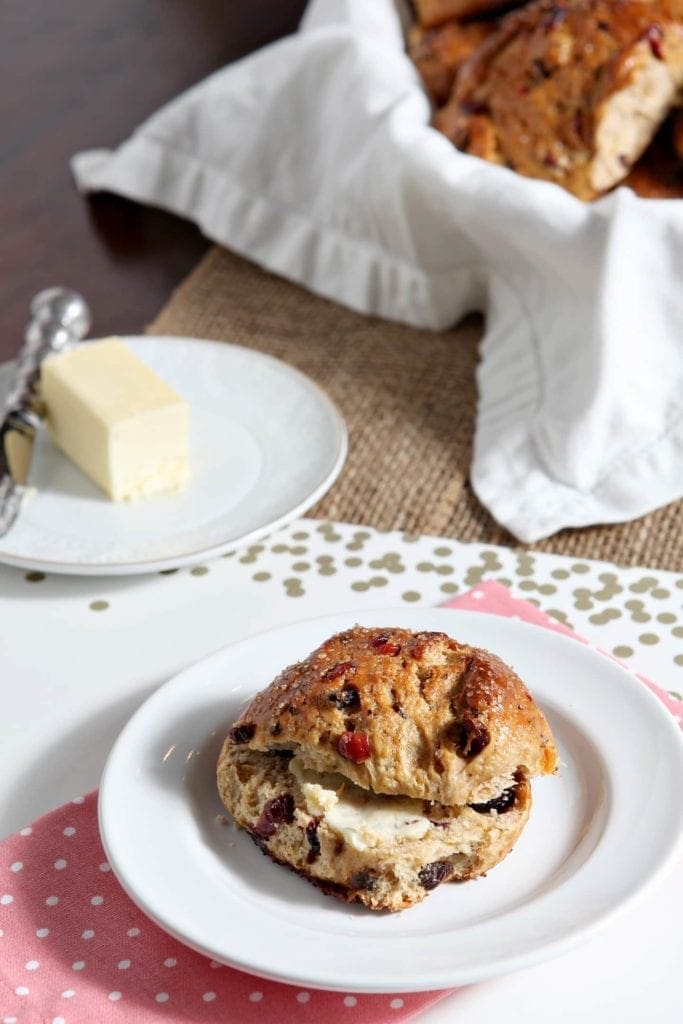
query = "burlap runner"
xmin=148 ymin=247 xmax=682 ymax=571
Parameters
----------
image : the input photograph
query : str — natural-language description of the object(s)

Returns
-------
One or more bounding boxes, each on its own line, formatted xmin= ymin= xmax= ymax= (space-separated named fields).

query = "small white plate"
xmin=0 ymin=336 xmax=346 ymax=575
xmin=99 ymin=608 xmax=683 ymax=992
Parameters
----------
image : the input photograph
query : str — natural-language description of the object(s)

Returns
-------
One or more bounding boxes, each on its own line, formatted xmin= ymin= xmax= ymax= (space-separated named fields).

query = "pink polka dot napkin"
xmin=1 ymin=582 xmax=681 ymax=1024
xmin=0 ymin=791 xmax=447 ymax=1024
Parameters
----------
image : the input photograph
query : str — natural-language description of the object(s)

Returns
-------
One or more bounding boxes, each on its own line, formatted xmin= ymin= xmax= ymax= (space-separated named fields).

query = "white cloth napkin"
xmin=71 ymin=0 xmax=683 ymax=543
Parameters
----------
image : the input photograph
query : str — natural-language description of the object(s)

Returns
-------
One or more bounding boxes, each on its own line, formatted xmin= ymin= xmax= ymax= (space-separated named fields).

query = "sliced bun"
xmin=217 ymin=625 xmax=557 ymax=911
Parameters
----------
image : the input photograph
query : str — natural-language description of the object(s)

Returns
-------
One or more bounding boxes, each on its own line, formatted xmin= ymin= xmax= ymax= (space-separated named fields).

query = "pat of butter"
xmin=41 ymin=338 xmax=190 ymax=502
xmin=290 ymin=756 xmax=431 ymax=852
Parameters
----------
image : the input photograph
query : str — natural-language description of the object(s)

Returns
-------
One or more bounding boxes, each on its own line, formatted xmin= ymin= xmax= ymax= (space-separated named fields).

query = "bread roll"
xmin=217 ymin=626 xmax=557 ymax=911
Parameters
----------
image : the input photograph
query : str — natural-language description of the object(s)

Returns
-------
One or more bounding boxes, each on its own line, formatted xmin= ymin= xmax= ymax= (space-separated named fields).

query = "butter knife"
xmin=0 ymin=289 xmax=91 ymax=537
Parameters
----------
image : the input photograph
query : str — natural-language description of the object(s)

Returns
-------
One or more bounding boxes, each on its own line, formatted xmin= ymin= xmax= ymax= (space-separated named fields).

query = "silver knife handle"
xmin=4 ymin=289 xmax=92 ymax=415
xmin=0 ymin=288 xmax=93 ymax=539
xmin=5 ymin=321 xmax=71 ymax=414
xmin=31 ymin=287 xmax=92 ymax=338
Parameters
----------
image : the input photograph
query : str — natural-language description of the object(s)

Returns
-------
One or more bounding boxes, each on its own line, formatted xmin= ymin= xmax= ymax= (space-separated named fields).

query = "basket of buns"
xmin=409 ymin=0 xmax=683 ymax=198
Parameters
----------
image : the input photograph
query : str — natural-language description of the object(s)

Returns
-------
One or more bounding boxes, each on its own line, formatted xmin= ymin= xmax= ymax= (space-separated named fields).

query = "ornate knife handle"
xmin=4 ymin=289 xmax=92 ymax=414
xmin=0 ymin=289 xmax=93 ymax=537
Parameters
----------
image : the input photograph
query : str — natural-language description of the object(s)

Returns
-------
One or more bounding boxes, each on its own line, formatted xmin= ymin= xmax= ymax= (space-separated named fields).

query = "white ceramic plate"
xmin=0 ymin=336 xmax=346 ymax=575
xmin=99 ymin=608 xmax=683 ymax=992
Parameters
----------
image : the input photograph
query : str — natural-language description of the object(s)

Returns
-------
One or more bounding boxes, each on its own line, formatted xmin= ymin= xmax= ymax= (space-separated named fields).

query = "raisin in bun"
xmin=436 ymin=0 xmax=683 ymax=200
xmin=216 ymin=626 xmax=557 ymax=911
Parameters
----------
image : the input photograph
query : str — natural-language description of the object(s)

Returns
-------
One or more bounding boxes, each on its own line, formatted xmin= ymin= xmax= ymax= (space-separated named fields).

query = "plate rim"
xmin=0 ymin=336 xmax=348 ymax=576
xmin=98 ymin=607 xmax=683 ymax=992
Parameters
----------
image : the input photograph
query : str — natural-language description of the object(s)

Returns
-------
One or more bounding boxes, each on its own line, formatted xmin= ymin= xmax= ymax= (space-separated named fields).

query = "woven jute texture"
xmin=148 ymin=247 xmax=682 ymax=571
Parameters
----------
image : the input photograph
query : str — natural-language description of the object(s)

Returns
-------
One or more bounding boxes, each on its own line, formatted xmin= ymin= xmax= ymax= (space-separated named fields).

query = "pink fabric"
xmin=0 ymin=792 xmax=447 ymax=1024
xmin=1 ymin=581 xmax=681 ymax=1023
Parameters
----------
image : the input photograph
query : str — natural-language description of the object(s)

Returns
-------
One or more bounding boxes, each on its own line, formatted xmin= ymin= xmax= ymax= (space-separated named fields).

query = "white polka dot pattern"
xmin=0 ymin=786 xmax=447 ymax=1024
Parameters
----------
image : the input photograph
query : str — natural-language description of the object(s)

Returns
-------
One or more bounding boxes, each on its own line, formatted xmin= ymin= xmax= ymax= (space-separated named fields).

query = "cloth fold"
xmin=71 ymin=0 xmax=683 ymax=543
xmin=1 ymin=582 xmax=682 ymax=1022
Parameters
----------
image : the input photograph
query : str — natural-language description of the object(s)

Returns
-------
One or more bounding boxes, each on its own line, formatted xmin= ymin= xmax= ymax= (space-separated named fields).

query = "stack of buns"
xmin=409 ymin=0 xmax=683 ymax=199
xmin=217 ymin=626 xmax=557 ymax=911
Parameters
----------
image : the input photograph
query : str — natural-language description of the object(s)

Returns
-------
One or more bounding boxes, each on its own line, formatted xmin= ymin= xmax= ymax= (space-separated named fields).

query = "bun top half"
xmin=226 ymin=626 xmax=558 ymax=806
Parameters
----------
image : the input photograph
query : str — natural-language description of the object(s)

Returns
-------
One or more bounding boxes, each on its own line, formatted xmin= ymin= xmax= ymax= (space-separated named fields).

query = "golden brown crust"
xmin=227 ymin=626 xmax=558 ymax=806
xmin=414 ymin=0 xmax=521 ymax=29
xmin=409 ymin=20 xmax=499 ymax=105
xmin=435 ymin=0 xmax=683 ymax=200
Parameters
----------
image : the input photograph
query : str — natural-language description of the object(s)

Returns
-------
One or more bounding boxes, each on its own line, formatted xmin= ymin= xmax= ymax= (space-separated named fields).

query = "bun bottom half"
xmin=217 ymin=739 xmax=531 ymax=912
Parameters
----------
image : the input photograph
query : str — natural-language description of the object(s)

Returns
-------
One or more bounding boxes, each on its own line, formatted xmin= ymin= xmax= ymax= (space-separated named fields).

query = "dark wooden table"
xmin=0 ymin=0 xmax=307 ymax=362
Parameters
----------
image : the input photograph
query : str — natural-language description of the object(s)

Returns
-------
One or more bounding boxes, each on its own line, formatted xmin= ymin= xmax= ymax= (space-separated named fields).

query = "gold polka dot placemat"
xmin=148 ymin=247 xmax=682 ymax=572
